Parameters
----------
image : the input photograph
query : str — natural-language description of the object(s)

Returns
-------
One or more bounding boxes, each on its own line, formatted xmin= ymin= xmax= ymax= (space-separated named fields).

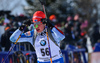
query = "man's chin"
xmin=37 ymin=31 xmax=41 ymax=33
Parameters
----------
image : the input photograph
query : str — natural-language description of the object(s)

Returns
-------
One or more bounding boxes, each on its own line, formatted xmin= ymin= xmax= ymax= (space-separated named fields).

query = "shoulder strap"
xmin=47 ymin=28 xmax=59 ymax=46
xmin=33 ymin=28 xmax=59 ymax=47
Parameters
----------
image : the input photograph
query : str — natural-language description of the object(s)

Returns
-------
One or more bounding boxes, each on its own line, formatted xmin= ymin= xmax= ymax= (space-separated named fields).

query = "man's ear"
xmin=43 ymin=23 xmax=46 ymax=27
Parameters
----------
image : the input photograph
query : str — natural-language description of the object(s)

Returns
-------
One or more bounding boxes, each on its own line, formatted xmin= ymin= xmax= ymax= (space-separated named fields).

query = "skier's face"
xmin=34 ymin=22 xmax=45 ymax=33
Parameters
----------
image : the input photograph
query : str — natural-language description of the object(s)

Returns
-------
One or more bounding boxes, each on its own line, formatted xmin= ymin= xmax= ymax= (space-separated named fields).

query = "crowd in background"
xmin=0 ymin=10 xmax=100 ymax=53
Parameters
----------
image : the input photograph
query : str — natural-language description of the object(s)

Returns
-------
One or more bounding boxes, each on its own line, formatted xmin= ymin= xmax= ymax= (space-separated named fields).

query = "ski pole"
xmin=39 ymin=0 xmax=53 ymax=63
xmin=1 ymin=25 xmax=28 ymax=63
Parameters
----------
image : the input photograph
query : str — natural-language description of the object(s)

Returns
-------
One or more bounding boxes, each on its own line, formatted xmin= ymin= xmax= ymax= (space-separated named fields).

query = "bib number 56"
xmin=40 ymin=48 xmax=50 ymax=56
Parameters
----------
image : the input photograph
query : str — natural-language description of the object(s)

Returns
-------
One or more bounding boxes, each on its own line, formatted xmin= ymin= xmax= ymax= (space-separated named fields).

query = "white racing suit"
xmin=10 ymin=27 xmax=65 ymax=63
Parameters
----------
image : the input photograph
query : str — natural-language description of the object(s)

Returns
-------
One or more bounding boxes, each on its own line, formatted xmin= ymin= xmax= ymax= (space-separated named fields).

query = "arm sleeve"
xmin=10 ymin=29 xmax=34 ymax=45
xmin=51 ymin=27 xmax=65 ymax=46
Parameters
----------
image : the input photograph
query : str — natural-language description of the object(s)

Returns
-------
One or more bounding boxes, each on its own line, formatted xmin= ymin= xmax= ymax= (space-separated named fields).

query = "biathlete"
xmin=10 ymin=11 xmax=65 ymax=63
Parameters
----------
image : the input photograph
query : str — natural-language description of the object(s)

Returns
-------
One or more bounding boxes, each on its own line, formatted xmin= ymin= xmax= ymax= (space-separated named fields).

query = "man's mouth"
xmin=36 ymin=29 xmax=40 ymax=32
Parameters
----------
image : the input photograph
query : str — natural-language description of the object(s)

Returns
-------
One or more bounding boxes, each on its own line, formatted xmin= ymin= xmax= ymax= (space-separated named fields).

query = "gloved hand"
xmin=19 ymin=19 xmax=32 ymax=32
xmin=23 ymin=19 xmax=32 ymax=26
xmin=41 ymin=18 xmax=54 ymax=29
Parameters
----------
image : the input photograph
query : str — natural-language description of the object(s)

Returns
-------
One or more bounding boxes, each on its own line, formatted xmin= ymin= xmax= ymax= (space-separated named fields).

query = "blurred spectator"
xmin=77 ymin=33 xmax=88 ymax=52
xmin=49 ymin=14 xmax=57 ymax=23
xmin=82 ymin=35 xmax=88 ymax=53
xmin=49 ymin=14 xmax=62 ymax=28
xmin=66 ymin=16 xmax=72 ymax=22
xmin=89 ymin=23 xmax=100 ymax=47
xmin=4 ymin=24 xmax=11 ymax=30
xmin=4 ymin=17 xmax=10 ymax=25
xmin=64 ymin=23 xmax=77 ymax=45
xmin=1 ymin=22 xmax=19 ymax=51
xmin=73 ymin=16 xmax=82 ymax=38
xmin=0 ymin=17 xmax=4 ymax=25
xmin=74 ymin=14 xmax=79 ymax=21
xmin=80 ymin=20 xmax=88 ymax=30
xmin=93 ymin=39 xmax=100 ymax=52
xmin=61 ymin=13 xmax=90 ymax=51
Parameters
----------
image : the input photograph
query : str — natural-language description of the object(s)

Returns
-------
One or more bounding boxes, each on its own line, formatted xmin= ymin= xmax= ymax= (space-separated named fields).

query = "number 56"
xmin=40 ymin=48 xmax=50 ymax=56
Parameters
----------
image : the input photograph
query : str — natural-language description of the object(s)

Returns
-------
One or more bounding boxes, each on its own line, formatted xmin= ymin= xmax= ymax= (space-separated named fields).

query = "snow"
xmin=0 ymin=0 xmax=29 ymax=16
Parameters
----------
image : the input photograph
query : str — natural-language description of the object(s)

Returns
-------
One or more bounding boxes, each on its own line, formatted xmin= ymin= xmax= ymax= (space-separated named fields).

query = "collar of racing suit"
xmin=37 ymin=28 xmax=46 ymax=36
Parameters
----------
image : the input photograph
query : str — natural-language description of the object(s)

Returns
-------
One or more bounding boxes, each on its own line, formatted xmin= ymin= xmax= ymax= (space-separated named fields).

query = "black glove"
xmin=23 ymin=19 xmax=32 ymax=26
xmin=19 ymin=24 xmax=27 ymax=31
xmin=19 ymin=19 xmax=32 ymax=32
xmin=41 ymin=18 xmax=54 ymax=29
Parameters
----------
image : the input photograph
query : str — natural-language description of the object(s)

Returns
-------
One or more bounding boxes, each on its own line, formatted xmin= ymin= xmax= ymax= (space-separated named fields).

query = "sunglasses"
xmin=33 ymin=21 xmax=41 ymax=28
